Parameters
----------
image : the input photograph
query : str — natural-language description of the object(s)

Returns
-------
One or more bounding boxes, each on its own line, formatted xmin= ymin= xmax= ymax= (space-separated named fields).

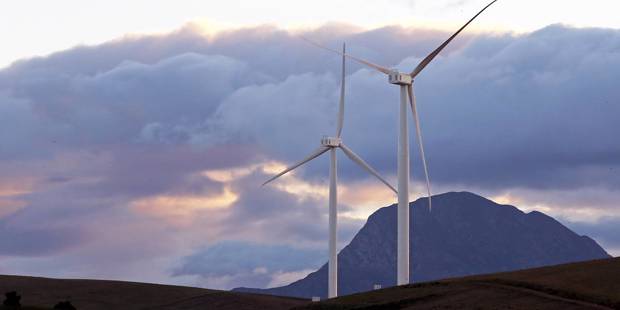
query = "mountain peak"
xmin=235 ymin=192 xmax=609 ymax=298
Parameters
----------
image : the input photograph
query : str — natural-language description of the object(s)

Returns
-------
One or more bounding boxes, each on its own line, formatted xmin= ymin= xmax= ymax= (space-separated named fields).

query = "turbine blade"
xmin=410 ymin=0 xmax=498 ymax=78
xmin=262 ymin=146 xmax=330 ymax=186
xmin=339 ymin=143 xmax=397 ymax=194
xmin=336 ymin=43 xmax=346 ymax=138
xmin=301 ymin=37 xmax=392 ymax=75
xmin=408 ymin=85 xmax=432 ymax=210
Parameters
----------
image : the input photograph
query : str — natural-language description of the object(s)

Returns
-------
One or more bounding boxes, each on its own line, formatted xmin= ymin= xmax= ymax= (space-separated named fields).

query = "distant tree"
xmin=3 ymin=291 xmax=21 ymax=307
xmin=53 ymin=301 xmax=76 ymax=310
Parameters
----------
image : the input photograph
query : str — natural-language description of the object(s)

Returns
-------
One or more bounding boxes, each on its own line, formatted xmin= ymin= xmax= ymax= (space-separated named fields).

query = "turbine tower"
xmin=263 ymin=44 xmax=397 ymax=299
xmin=303 ymin=0 xmax=498 ymax=285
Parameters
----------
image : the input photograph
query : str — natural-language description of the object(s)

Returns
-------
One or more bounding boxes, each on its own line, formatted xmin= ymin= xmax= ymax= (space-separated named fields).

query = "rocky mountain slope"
xmin=235 ymin=191 xmax=610 ymax=298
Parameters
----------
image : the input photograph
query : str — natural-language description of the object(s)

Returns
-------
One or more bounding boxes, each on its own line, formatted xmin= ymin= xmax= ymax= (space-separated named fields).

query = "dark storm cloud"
xmin=408 ymin=25 xmax=620 ymax=190
xmin=0 ymin=52 xmax=269 ymax=161
xmin=207 ymin=24 xmax=620 ymax=190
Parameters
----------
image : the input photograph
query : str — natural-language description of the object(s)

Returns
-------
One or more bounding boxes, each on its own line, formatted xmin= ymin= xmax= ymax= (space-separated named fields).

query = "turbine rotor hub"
xmin=388 ymin=71 xmax=412 ymax=85
xmin=321 ymin=136 xmax=341 ymax=147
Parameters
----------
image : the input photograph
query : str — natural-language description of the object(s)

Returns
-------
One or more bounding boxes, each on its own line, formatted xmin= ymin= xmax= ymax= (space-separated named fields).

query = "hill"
xmin=235 ymin=191 xmax=610 ymax=298
xmin=0 ymin=275 xmax=305 ymax=310
xmin=1 ymin=257 xmax=619 ymax=309
xmin=296 ymin=257 xmax=620 ymax=309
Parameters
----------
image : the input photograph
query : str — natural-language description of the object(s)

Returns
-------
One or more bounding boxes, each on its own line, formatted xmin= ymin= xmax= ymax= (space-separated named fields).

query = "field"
xmin=298 ymin=257 xmax=620 ymax=309
xmin=1 ymin=257 xmax=619 ymax=309
xmin=0 ymin=276 xmax=305 ymax=310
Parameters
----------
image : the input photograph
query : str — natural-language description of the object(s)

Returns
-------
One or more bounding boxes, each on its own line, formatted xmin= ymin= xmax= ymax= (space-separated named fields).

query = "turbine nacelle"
xmin=301 ymin=0 xmax=499 ymax=287
xmin=321 ymin=136 xmax=342 ymax=147
xmin=388 ymin=71 xmax=412 ymax=85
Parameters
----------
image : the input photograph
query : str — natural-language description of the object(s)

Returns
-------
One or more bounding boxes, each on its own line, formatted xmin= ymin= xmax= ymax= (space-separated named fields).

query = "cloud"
xmin=205 ymin=25 xmax=620 ymax=191
xmin=0 ymin=22 xmax=618 ymax=288
xmin=0 ymin=53 xmax=272 ymax=161
xmin=173 ymin=241 xmax=325 ymax=289
xmin=0 ymin=224 xmax=85 ymax=256
xmin=565 ymin=217 xmax=620 ymax=257
xmin=187 ymin=162 xmax=365 ymax=247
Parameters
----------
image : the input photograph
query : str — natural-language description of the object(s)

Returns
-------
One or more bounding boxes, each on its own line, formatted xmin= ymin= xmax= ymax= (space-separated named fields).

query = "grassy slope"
xmin=0 ymin=275 xmax=306 ymax=310
xmin=296 ymin=257 xmax=620 ymax=309
xmin=470 ymin=257 xmax=620 ymax=308
xmin=1 ymin=258 xmax=619 ymax=310
xmin=0 ymin=307 xmax=50 ymax=310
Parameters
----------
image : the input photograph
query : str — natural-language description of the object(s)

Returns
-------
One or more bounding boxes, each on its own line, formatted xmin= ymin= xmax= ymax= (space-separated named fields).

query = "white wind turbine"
xmin=263 ymin=44 xmax=397 ymax=299
xmin=303 ymin=0 xmax=498 ymax=285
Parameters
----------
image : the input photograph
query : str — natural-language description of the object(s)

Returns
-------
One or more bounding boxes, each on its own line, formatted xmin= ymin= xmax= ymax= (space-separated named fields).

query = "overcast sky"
xmin=2 ymin=0 xmax=620 ymax=68
xmin=0 ymin=0 xmax=619 ymax=290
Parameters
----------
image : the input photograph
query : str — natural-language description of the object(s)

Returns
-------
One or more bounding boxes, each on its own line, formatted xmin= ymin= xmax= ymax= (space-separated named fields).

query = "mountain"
xmin=234 ymin=191 xmax=610 ymax=298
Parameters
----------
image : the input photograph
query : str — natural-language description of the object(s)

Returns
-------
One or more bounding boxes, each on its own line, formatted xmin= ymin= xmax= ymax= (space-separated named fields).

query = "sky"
xmin=0 ymin=0 xmax=619 ymax=290
xmin=3 ymin=0 xmax=620 ymax=68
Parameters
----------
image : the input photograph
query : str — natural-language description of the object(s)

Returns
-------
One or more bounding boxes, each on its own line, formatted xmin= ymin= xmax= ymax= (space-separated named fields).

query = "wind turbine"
xmin=303 ymin=0 xmax=498 ymax=285
xmin=263 ymin=44 xmax=397 ymax=298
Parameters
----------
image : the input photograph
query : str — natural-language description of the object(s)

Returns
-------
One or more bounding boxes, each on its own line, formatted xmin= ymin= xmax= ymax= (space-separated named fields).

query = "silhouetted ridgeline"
xmin=0 ymin=278 xmax=305 ymax=310
xmin=234 ymin=191 xmax=610 ymax=298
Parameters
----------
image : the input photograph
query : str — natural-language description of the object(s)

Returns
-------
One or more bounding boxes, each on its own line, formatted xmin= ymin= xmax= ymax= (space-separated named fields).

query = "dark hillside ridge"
xmin=0 ymin=275 xmax=305 ymax=310
xmin=297 ymin=257 xmax=620 ymax=310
